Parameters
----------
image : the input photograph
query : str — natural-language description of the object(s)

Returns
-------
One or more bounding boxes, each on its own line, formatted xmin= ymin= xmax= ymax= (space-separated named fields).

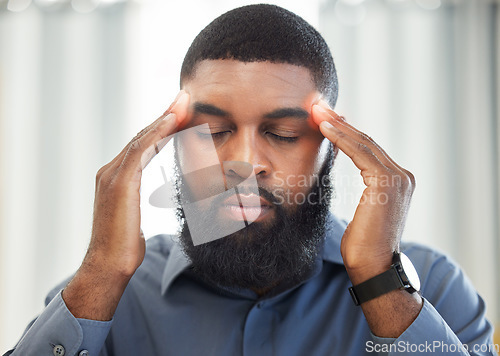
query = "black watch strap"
xmin=348 ymin=266 xmax=403 ymax=306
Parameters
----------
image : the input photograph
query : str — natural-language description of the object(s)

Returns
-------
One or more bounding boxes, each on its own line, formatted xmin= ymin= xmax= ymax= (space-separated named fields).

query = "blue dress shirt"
xmin=6 ymin=215 xmax=497 ymax=355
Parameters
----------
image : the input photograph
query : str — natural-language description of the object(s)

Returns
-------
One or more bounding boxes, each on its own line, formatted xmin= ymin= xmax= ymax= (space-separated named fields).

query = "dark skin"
xmin=313 ymin=101 xmax=422 ymax=336
xmin=62 ymin=59 xmax=421 ymax=338
xmin=177 ymin=60 xmax=329 ymax=225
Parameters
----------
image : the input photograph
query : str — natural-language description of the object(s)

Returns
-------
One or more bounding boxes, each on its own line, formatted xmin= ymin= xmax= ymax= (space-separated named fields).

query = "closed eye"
xmin=266 ymin=132 xmax=298 ymax=143
xmin=196 ymin=131 xmax=230 ymax=139
xmin=195 ymin=130 xmax=298 ymax=143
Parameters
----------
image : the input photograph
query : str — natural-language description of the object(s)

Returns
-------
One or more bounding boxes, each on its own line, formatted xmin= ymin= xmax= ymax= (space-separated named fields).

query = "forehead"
xmin=182 ymin=60 xmax=318 ymax=109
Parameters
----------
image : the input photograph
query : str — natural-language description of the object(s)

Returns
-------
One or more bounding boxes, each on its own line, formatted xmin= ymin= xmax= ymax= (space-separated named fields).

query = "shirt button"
xmin=79 ymin=350 xmax=89 ymax=356
xmin=257 ymin=303 xmax=263 ymax=308
xmin=52 ymin=344 xmax=65 ymax=356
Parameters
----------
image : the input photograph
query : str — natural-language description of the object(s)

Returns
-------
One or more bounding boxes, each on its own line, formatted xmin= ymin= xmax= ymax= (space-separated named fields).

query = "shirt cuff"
xmin=12 ymin=290 xmax=112 ymax=356
xmin=370 ymin=298 xmax=468 ymax=355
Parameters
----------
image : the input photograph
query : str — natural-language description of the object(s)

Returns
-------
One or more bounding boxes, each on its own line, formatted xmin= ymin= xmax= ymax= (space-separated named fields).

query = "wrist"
xmin=83 ymin=248 xmax=140 ymax=279
xmin=344 ymin=255 xmax=394 ymax=286
xmin=62 ymin=259 xmax=132 ymax=321
xmin=348 ymin=252 xmax=421 ymax=307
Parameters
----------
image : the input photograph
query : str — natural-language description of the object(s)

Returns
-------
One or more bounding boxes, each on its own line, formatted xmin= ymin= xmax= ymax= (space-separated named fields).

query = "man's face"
xmin=175 ymin=60 xmax=334 ymax=293
xmin=179 ymin=60 xmax=330 ymax=212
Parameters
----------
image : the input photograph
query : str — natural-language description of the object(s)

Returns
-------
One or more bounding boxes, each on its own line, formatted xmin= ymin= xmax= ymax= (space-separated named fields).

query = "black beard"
xmin=175 ymin=145 xmax=334 ymax=294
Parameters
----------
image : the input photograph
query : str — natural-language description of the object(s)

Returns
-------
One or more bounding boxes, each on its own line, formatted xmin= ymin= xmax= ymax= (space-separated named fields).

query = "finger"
xmin=136 ymin=90 xmax=189 ymax=142
xmin=121 ymin=112 xmax=179 ymax=179
xmin=311 ymin=100 xmax=343 ymax=125
xmin=114 ymin=111 xmax=170 ymax=164
xmin=128 ymin=91 xmax=190 ymax=172
xmin=163 ymin=90 xmax=188 ymax=115
xmin=330 ymin=117 xmax=413 ymax=180
xmin=316 ymin=107 xmax=415 ymax=189
xmin=134 ymin=90 xmax=190 ymax=166
xmin=305 ymin=93 xmax=324 ymax=130
xmin=312 ymin=103 xmax=403 ymax=173
xmin=169 ymin=90 xmax=190 ymax=126
xmin=105 ymin=91 xmax=190 ymax=174
xmin=145 ymin=91 xmax=191 ymax=163
xmin=319 ymin=120 xmax=387 ymax=175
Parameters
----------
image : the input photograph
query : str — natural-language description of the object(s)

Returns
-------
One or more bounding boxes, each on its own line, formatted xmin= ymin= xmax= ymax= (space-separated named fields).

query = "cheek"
xmin=272 ymin=137 xmax=328 ymax=195
xmin=177 ymin=132 xmax=220 ymax=173
xmin=314 ymin=138 xmax=331 ymax=172
xmin=176 ymin=135 xmax=224 ymax=201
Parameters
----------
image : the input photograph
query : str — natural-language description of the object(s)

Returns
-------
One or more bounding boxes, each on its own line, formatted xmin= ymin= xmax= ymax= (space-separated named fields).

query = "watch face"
xmin=400 ymin=253 xmax=421 ymax=292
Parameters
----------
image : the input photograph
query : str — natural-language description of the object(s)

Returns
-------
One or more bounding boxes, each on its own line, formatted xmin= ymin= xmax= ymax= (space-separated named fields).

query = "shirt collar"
xmin=161 ymin=241 xmax=191 ymax=295
xmin=321 ymin=213 xmax=347 ymax=265
xmin=160 ymin=213 xmax=347 ymax=296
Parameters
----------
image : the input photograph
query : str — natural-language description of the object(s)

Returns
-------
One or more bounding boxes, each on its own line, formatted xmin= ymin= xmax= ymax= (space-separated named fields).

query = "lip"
xmin=222 ymin=193 xmax=271 ymax=208
xmin=220 ymin=193 xmax=273 ymax=222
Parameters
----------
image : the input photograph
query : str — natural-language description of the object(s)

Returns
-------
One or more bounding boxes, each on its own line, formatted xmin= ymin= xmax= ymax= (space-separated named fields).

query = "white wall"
xmin=0 ymin=0 xmax=498 ymax=351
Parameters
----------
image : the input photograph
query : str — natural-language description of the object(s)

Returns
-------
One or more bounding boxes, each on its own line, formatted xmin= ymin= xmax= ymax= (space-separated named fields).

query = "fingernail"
xmin=318 ymin=99 xmax=332 ymax=110
xmin=164 ymin=90 xmax=185 ymax=114
xmin=162 ymin=112 xmax=176 ymax=122
xmin=320 ymin=121 xmax=333 ymax=130
xmin=314 ymin=104 xmax=327 ymax=113
xmin=170 ymin=92 xmax=190 ymax=124
xmin=311 ymin=93 xmax=323 ymax=106
xmin=173 ymin=90 xmax=186 ymax=103
xmin=171 ymin=91 xmax=189 ymax=112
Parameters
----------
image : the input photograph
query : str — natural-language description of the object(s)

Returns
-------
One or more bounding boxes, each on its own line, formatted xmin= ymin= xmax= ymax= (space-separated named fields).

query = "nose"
xmin=219 ymin=129 xmax=271 ymax=180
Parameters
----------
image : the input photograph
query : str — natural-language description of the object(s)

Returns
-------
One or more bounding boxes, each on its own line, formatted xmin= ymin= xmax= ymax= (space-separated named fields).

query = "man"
xmin=5 ymin=4 xmax=496 ymax=356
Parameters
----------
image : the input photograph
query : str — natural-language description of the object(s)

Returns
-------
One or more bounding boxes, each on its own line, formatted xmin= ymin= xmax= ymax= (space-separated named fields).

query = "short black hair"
xmin=180 ymin=4 xmax=338 ymax=107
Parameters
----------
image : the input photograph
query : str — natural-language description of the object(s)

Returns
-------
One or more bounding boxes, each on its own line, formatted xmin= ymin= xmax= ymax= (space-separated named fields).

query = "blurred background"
xmin=0 ymin=0 xmax=499 ymax=350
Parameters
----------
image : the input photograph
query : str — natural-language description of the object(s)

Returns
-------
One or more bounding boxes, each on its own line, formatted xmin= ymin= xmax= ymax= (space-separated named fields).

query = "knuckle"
xmin=398 ymin=173 xmax=414 ymax=193
xmin=406 ymin=170 xmax=416 ymax=187
xmin=134 ymin=127 xmax=148 ymax=140
xmin=95 ymin=165 xmax=111 ymax=184
xmin=128 ymin=139 xmax=143 ymax=153
xmin=356 ymin=142 xmax=371 ymax=155
xmin=96 ymin=167 xmax=105 ymax=181
xmin=149 ymin=125 xmax=163 ymax=139
xmin=96 ymin=170 xmax=113 ymax=190
xmin=335 ymin=130 xmax=347 ymax=140
xmin=360 ymin=133 xmax=374 ymax=145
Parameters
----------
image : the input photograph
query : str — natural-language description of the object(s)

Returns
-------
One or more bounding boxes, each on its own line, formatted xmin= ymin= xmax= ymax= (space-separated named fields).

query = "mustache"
xmin=176 ymin=168 xmax=284 ymax=207
xmin=175 ymin=161 xmax=290 ymax=206
xmin=209 ymin=185 xmax=282 ymax=209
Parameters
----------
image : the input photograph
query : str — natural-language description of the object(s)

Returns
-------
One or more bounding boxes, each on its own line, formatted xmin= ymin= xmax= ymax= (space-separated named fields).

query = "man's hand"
xmin=62 ymin=91 xmax=190 ymax=321
xmin=312 ymin=100 xmax=422 ymax=337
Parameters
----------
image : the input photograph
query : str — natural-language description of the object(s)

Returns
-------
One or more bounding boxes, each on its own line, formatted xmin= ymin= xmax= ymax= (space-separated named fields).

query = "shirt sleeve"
xmin=369 ymin=245 xmax=497 ymax=356
xmin=8 ymin=290 xmax=112 ymax=356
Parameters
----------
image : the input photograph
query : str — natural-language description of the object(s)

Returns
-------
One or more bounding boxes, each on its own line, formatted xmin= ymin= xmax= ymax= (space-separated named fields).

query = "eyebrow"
xmin=193 ymin=102 xmax=309 ymax=121
xmin=193 ymin=102 xmax=230 ymax=118
xmin=263 ymin=107 xmax=309 ymax=120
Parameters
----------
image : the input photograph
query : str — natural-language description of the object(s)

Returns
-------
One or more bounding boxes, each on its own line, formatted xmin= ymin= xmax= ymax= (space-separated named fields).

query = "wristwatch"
xmin=348 ymin=252 xmax=420 ymax=306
